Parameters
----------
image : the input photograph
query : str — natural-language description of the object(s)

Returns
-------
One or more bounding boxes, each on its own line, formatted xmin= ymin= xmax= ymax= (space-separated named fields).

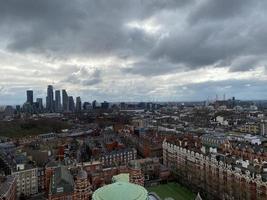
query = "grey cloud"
xmin=228 ymin=56 xmax=263 ymax=72
xmin=3 ymin=0 xmax=267 ymax=75
xmin=188 ymin=0 xmax=255 ymax=24
xmin=2 ymin=0 xmax=267 ymax=104
xmin=150 ymin=24 xmax=241 ymax=68
xmin=62 ymin=66 xmax=102 ymax=86
xmin=150 ymin=8 xmax=267 ymax=72
xmin=1 ymin=0 xmax=189 ymax=58
xmin=122 ymin=60 xmax=184 ymax=76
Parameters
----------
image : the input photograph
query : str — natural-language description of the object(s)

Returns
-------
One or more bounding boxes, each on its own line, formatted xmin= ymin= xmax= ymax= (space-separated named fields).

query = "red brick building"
xmin=0 ymin=175 xmax=16 ymax=200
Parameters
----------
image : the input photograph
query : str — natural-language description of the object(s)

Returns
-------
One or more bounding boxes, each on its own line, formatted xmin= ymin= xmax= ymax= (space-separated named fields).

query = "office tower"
xmin=68 ymin=96 xmax=75 ymax=112
xmin=55 ymin=90 xmax=61 ymax=112
xmin=46 ymin=85 xmax=54 ymax=112
xmin=62 ymin=89 xmax=68 ymax=112
xmin=92 ymin=100 xmax=97 ymax=109
xmin=26 ymin=90 xmax=33 ymax=105
xmin=120 ymin=102 xmax=126 ymax=110
xmin=36 ymin=98 xmax=43 ymax=110
xmin=101 ymin=101 xmax=109 ymax=109
xmin=76 ymin=96 xmax=82 ymax=112
xmin=83 ymin=102 xmax=91 ymax=110
xmin=15 ymin=105 xmax=21 ymax=114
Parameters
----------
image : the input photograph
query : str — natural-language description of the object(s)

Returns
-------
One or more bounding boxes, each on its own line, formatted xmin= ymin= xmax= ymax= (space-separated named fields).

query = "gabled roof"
xmin=50 ymin=166 xmax=74 ymax=195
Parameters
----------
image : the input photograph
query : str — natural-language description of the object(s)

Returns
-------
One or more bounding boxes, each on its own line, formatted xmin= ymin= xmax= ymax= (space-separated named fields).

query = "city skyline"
xmin=1 ymin=84 xmax=267 ymax=106
xmin=1 ymin=1 xmax=267 ymax=104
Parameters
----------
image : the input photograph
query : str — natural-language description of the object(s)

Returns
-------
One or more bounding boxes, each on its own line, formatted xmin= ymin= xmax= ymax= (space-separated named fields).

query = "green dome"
xmin=92 ymin=181 xmax=148 ymax=200
xmin=112 ymin=173 xmax=129 ymax=183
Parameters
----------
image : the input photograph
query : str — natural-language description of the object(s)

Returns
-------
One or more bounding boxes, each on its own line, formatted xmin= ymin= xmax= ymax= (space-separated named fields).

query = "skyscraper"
xmin=55 ymin=90 xmax=61 ymax=112
xmin=68 ymin=96 xmax=75 ymax=112
xmin=101 ymin=101 xmax=109 ymax=109
xmin=46 ymin=85 xmax=54 ymax=112
xmin=76 ymin=96 xmax=82 ymax=112
xmin=36 ymin=98 xmax=43 ymax=111
xmin=26 ymin=90 xmax=33 ymax=105
xmin=62 ymin=89 xmax=69 ymax=112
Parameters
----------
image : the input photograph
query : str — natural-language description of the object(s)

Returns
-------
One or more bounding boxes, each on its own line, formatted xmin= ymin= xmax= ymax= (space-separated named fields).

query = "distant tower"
xmin=62 ymin=89 xmax=69 ymax=112
xmin=68 ymin=96 xmax=75 ymax=112
xmin=55 ymin=90 xmax=61 ymax=112
xmin=46 ymin=85 xmax=54 ymax=112
xmin=36 ymin=98 xmax=43 ymax=111
xmin=128 ymin=160 xmax=144 ymax=186
xmin=26 ymin=90 xmax=33 ymax=105
xmin=76 ymin=97 xmax=82 ymax=113
xmin=223 ymin=93 xmax=226 ymax=101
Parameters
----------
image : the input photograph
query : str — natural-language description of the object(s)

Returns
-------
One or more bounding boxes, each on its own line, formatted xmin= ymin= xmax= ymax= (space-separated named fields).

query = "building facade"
xmin=100 ymin=148 xmax=137 ymax=167
xmin=62 ymin=89 xmax=69 ymax=112
xmin=12 ymin=167 xmax=38 ymax=198
xmin=55 ymin=90 xmax=61 ymax=113
xmin=0 ymin=175 xmax=16 ymax=200
xmin=46 ymin=85 xmax=54 ymax=112
xmin=163 ymin=140 xmax=267 ymax=200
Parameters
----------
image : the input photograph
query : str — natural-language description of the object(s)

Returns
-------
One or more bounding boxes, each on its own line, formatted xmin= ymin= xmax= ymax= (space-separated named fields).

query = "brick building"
xmin=74 ymin=168 xmax=92 ymax=200
xmin=0 ymin=175 xmax=16 ymax=200
xmin=163 ymin=139 xmax=267 ymax=200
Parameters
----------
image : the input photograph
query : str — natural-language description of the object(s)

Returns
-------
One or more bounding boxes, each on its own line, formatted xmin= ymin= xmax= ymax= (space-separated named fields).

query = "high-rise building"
xmin=55 ymin=90 xmax=61 ymax=112
xmin=76 ymin=97 xmax=82 ymax=112
xmin=36 ymin=98 xmax=43 ymax=108
xmin=62 ymin=89 xmax=69 ymax=112
xmin=68 ymin=96 xmax=75 ymax=112
xmin=101 ymin=101 xmax=109 ymax=109
xmin=36 ymin=98 xmax=43 ymax=111
xmin=26 ymin=90 xmax=33 ymax=105
xmin=92 ymin=100 xmax=97 ymax=109
xmin=15 ymin=105 xmax=21 ymax=114
xmin=83 ymin=102 xmax=91 ymax=110
xmin=46 ymin=85 xmax=54 ymax=112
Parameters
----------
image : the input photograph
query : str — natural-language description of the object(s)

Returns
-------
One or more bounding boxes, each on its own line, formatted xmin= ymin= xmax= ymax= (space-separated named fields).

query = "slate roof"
xmin=50 ymin=165 xmax=74 ymax=195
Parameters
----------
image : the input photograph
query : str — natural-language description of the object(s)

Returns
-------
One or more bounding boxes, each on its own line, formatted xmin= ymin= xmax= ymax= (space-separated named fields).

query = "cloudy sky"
xmin=1 ymin=0 xmax=267 ymax=105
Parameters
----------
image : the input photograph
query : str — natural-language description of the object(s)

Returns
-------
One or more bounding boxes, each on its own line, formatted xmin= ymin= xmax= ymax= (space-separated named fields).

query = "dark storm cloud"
xmin=1 ymin=0 xmax=267 ymax=104
xmin=1 ymin=0 xmax=191 ymax=58
xmin=148 ymin=0 xmax=267 ymax=74
xmin=1 ymin=0 xmax=267 ymax=75
xmin=188 ymin=0 xmax=255 ymax=24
